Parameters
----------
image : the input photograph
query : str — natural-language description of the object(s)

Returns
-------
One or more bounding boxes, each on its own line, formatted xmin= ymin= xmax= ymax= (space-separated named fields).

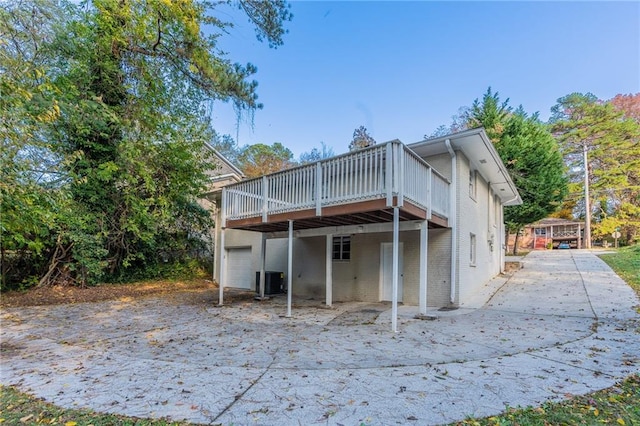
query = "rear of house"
xmin=205 ymin=128 xmax=521 ymax=327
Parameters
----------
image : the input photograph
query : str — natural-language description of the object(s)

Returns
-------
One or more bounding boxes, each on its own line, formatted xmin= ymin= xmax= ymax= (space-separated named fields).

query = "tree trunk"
xmin=37 ymin=236 xmax=73 ymax=287
xmin=512 ymin=227 xmax=522 ymax=255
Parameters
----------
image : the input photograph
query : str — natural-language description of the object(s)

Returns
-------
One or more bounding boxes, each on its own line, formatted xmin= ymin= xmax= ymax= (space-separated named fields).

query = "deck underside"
xmin=225 ymin=198 xmax=448 ymax=232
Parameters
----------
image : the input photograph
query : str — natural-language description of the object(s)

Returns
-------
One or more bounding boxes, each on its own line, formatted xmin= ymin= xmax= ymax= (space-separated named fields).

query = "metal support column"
xmin=258 ymin=234 xmax=266 ymax=299
xmin=326 ymin=234 xmax=333 ymax=307
xmin=419 ymin=220 xmax=428 ymax=315
xmin=287 ymin=220 xmax=293 ymax=318
xmin=392 ymin=207 xmax=400 ymax=333
xmin=218 ymin=229 xmax=225 ymax=306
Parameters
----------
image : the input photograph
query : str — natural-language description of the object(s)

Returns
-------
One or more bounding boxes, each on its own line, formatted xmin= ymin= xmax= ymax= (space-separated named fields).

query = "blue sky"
xmin=211 ymin=1 xmax=639 ymax=158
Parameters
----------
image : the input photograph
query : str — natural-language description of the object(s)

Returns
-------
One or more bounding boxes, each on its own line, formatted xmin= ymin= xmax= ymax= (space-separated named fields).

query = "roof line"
xmin=204 ymin=142 xmax=245 ymax=178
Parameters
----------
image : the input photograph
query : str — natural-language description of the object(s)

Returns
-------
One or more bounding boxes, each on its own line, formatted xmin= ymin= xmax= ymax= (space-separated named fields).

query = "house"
xmin=201 ymin=144 xmax=289 ymax=290
xmin=204 ymin=128 xmax=522 ymax=331
xmin=509 ymin=218 xmax=585 ymax=250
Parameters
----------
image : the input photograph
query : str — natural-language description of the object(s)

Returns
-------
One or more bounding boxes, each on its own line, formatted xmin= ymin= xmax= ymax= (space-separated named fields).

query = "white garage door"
xmin=226 ymin=248 xmax=252 ymax=290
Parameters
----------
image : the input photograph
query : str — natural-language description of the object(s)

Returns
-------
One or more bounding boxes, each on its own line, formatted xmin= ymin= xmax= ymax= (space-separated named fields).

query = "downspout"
xmin=501 ymin=195 xmax=519 ymax=268
xmin=445 ymin=139 xmax=456 ymax=305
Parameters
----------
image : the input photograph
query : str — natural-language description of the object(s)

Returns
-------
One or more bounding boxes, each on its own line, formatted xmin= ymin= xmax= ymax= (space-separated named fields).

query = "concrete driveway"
xmin=1 ymin=250 xmax=639 ymax=425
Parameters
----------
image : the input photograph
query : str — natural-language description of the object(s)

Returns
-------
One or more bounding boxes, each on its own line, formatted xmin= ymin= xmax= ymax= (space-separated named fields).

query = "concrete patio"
xmin=1 ymin=250 xmax=639 ymax=425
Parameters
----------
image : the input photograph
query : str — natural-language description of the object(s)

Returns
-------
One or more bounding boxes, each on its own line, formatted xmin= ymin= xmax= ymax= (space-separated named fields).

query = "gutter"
xmin=445 ymin=139 xmax=457 ymax=305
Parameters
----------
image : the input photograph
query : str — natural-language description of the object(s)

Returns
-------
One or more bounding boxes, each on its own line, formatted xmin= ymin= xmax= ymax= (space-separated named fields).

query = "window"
xmin=332 ymin=235 xmax=351 ymax=261
xmin=470 ymin=233 xmax=477 ymax=266
xmin=534 ymin=228 xmax=547 ymax=236
xmin=469 ymin=170 xmax=477 ymax=200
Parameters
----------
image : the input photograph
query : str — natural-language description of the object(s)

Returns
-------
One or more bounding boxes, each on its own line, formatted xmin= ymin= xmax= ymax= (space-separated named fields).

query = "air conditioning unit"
xmin=255 ymin=271 xmax=284 ymax=295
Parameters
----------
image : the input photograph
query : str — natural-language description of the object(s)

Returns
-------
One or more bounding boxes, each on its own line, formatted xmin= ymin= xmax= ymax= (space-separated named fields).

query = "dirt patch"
xmin=0 ymin=279 xmax=215 ymax=308
xmin=327 ymin=303 xmax=389 ymax=326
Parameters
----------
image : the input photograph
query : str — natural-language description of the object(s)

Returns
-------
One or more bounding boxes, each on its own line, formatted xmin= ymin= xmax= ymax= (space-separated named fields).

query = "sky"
xmin=210 ymin=1 xmax=639 ymax=158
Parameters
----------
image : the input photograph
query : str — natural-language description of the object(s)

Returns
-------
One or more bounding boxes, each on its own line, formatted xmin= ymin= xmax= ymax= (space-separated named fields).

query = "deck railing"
xmin=222 ymin=141 xmax=450 ymax=226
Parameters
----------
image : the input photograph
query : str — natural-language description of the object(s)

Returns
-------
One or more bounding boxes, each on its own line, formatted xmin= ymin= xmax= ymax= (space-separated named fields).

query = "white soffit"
xmin=407 ymin=128 xmax=522 ymax=206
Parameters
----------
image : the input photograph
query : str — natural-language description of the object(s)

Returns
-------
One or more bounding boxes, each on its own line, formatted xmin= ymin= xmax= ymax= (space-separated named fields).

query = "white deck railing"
xmin=222 ymin=141 xmax=450 ymax=226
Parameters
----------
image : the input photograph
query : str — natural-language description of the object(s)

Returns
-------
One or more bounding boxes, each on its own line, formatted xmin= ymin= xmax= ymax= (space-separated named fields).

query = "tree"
xmin=0 ymin=1 xmax=69 ymax=288
xmin=349 ymin=125 xmax=376 ymax=151
xmin=209 ymin=131 xmax=242 ymax=164
xmin=497 ymin=109 xmax=568 ymax=252
xmin=465 ymin=89 xmax=567 ymax=253
xmin=237 ymin=142 xmax=295 ymax=178
xmin=1 ymin=0 xmax=291 ymax=288
xmin=425 ymin=107 xmax=471 ymax=139
xmin=466 ymin=87 xmax=512 ymax=143
xmin=610 ymin=93 xmax=640 ymax=122
xmin=550 ymin=93 xmax=640 ymax=244
xmin=299 ymin=142 xmax=334 ymax=164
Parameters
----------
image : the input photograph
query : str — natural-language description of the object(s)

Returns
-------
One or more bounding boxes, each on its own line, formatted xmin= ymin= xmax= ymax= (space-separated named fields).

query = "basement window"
xmin=332 ymin=235 xmax=351 ymax=261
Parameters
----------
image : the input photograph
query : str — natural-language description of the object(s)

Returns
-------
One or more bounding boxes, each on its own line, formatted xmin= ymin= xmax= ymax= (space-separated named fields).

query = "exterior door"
xmin=380 ymin=242 xmax=403 ymax=302
xmin=226 ymin=247 xmax=252 ymax=289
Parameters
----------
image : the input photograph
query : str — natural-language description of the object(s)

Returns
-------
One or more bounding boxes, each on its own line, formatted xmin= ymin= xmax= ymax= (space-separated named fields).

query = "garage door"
xmin=226 ymin=248 xmax=252 ymax=289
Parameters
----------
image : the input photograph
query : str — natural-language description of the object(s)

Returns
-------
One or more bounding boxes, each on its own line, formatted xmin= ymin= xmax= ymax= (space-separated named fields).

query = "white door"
xmin=226 ymin=247 xmax=252 ymax=289
xmin=380 ymin=242 xmax=403 ymax=302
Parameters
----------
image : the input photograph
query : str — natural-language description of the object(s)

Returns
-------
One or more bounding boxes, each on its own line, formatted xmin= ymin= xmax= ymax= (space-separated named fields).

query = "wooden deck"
xmin=222 ymin=141 xmax=450 ymax=232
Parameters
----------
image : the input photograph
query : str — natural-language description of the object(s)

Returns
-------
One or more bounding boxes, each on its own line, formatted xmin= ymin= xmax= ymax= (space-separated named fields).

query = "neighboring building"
xmin=204 ymin=128 xmax=522 ymax=331
xmin=509 ymin=218 xmax=585 ymax=251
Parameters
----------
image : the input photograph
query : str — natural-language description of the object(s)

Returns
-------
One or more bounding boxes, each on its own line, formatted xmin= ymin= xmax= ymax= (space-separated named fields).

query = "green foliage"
xmin=299 ymin=141 xmax=335 ymax=164
xmin=1 ymin=0 xmax=290 ymax=289
xmin=550 ymin=92 xmax=640 ymax=243
xmin=599 ymin=245 xmax=640 ymax=294
xmin=0 ymin=385 xmax=192 ymax=425
xmin=466 ymin=87 xmax=511 ymax=143
xmin=349 ymin=125 xmax=376 ymax=151
xmin=209 ymin=131 xmax=243 ymax=164
xmin=465 ymin=89 xmax=568 ymax=233
xmin=237 ymin=142 xmax=294 ymax=177
xmin=456 ymin=374 xmax=639 ymax=426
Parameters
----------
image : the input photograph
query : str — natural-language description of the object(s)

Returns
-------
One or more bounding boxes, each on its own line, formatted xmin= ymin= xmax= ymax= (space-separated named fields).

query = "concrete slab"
xmin=1 ymin=250 xmax=639 ymax=425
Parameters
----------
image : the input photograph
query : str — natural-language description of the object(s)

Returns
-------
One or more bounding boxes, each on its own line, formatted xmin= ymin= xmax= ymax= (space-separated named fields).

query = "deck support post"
xmin=218 ymin=229 xmax=225 ymax=306
xmin=326 ymin=234 xmax=333 ymax=307
xmin=259 ymin=234 xmax=266 ymax=299
xmin=392 ymin=207 xmax=400 ymax=333
xmin=419 ymin=220 xmax=428 ymax=315
xmin=287 ymin=220 xmax=293 ymax=318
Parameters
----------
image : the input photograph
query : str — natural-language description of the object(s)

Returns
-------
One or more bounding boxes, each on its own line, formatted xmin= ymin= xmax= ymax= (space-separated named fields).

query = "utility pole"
xmin=583 ymin=143 xmax=592 ymax=249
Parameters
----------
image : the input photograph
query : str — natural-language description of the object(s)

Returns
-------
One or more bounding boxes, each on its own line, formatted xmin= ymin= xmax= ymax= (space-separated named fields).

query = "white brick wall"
xmin=455 ymin=153 xmax=502 ymax=304
xmin=427 ymin=228 xmax=452 ymax=307
xmin=283 ymin=229 xmax=453 ymax=307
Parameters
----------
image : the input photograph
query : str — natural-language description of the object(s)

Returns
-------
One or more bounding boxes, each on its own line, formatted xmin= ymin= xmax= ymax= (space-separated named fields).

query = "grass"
xmin=455 ymin=374 xmax=640 ymax=426
xmin=0 ymin=385 xmax=191 ymax=425
xmin=2 ymin=246 xmax=639 ymax=425
xmin=599 ymin=245 xmax=640 ymax=294
xmin=2 ymin=377 xmax=639 ymax=426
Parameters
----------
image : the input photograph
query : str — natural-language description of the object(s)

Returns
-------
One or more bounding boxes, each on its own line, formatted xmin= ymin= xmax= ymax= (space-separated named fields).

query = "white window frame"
xmin=469 ymin=169 xmax=477 ymax=200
